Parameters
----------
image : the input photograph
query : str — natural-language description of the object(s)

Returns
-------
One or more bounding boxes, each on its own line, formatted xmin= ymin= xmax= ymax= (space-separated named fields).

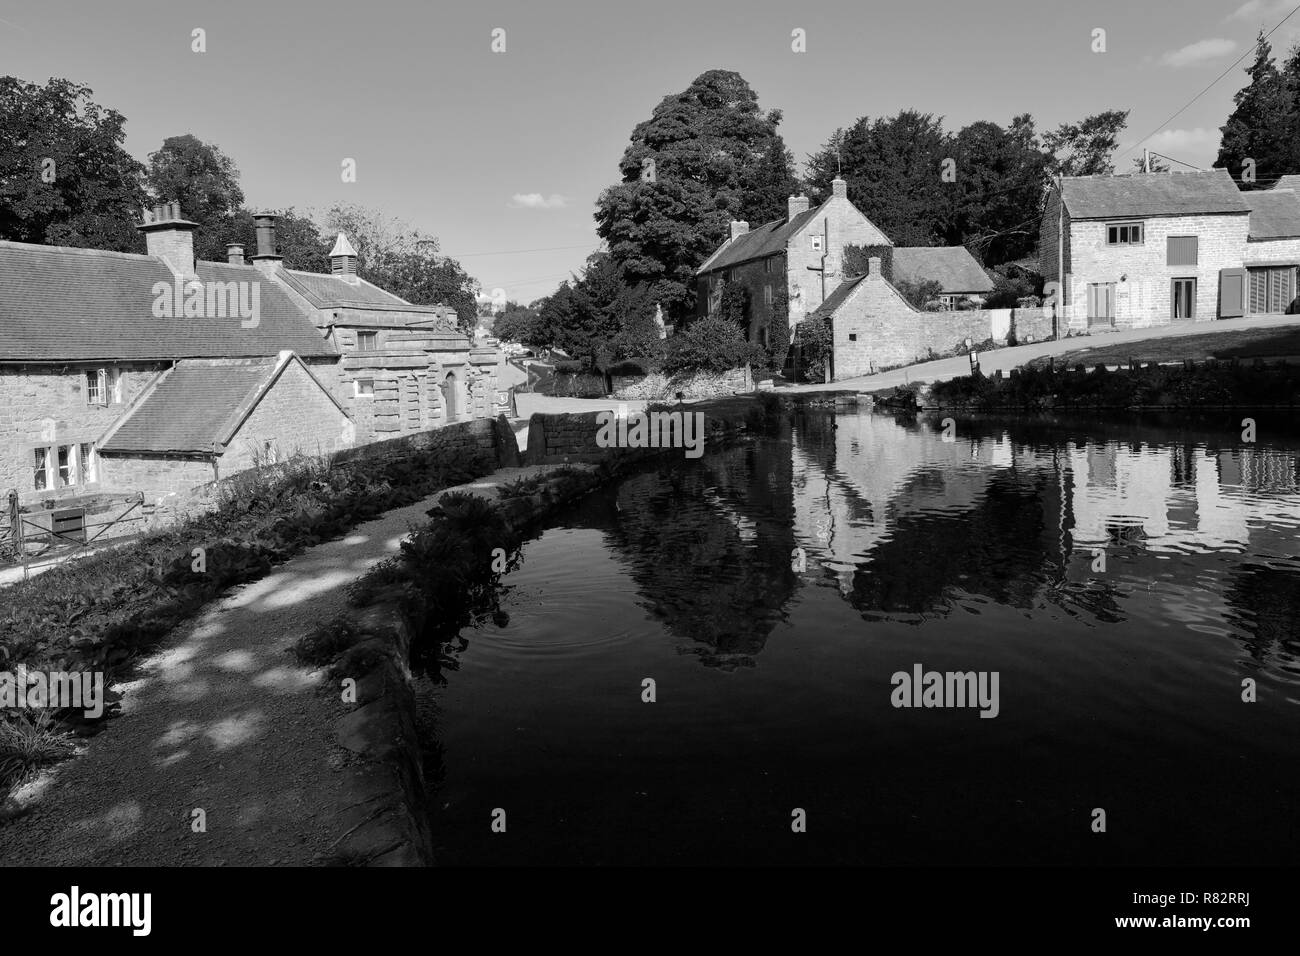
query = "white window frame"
xmin=33 ymin=446 xmax=51 ymax=491
xmin=79 ymin=442 xmax=97 ymax=484
xmin=1106 ymin=222 xmax=1144 ymax=246
xmin=56 ymin=443 xmax=77 ymax=489
xmin=355 ymin=378 xmax=375 ymax=399
xmin=356 ymin=330 xmax=379 ymax=352
xmin=811 ymin=235 xmax=824 ymax=252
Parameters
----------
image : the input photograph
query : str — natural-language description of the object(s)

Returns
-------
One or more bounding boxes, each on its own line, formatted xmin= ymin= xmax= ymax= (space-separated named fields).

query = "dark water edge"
xmin=414 ymin=408 xmax=1300 ymax=866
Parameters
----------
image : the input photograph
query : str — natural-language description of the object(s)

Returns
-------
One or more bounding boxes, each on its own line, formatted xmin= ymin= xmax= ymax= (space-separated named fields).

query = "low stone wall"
xmin=612 ymin=366 xmax=753 ymax=401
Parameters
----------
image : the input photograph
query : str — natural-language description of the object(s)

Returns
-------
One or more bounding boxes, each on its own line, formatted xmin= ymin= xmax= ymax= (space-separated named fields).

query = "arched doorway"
xmin=440 ymin=371 xmax=459 ymax=423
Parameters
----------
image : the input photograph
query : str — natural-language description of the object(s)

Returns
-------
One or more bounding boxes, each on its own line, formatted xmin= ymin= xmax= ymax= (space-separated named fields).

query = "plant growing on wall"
xmin=792 ymin=313 xmax=833 ymax=383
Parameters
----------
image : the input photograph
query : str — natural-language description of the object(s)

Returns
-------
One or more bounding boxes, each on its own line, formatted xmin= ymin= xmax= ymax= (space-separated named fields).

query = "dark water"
xmin=416 ymin=410 xmax=1300 ymax=865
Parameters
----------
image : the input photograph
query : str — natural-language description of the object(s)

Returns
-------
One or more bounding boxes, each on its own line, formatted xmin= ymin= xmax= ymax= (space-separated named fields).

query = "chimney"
xmin=225 ymin=243 xmax=246 ymax=266
xmin=868 ymin=256 xmax=882 ymax=277
xmin=788 ymin=195 xmax=810 ymax=220
xmin=831 ymin=177 xmax=848 ymax=199
xmin=137 ymin=202 xmax=198 ymax=279
xmin=329 ymin=232 xmax=359 ymax=281
xmin=251 ymin=212 xmax=283 ymax=275
xmin=730 ymin=220 xmax=749 ymax=240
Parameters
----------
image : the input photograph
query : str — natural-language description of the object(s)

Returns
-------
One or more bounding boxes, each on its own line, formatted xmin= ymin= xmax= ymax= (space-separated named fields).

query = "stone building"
xmin=1039 ymin=169 xmax=1253 ymax=329
xmin=0 ymin=203 xmax=504 ymax=511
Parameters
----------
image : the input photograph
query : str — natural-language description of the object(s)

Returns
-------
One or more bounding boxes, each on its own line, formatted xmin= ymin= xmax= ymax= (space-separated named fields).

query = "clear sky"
xmin=3 ymin=0 xmax=1298 ymax=303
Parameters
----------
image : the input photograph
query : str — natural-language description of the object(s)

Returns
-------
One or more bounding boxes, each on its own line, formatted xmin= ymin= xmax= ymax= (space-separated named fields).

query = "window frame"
xmin=356 ymin=330 xmax=379 ymax=352
xmin=355 ymin=378 xmax=376 ymax=399
xmin=1167 ymin=235 xmax=1198 ymax=266
xmin=33 ymin=446 xmax=50 ymax=492
xmin=810 ymin=235 xmax=824 ymax=253
xmin=1106 ymin=221 xmax=1144 ymax=246
xmin=79 ymin=442 xmax=97 ymax=485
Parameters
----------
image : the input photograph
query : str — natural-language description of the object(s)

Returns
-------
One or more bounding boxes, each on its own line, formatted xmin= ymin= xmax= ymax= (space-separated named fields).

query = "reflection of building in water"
xmin=787 ymin=412 xmax=1300 ymax=618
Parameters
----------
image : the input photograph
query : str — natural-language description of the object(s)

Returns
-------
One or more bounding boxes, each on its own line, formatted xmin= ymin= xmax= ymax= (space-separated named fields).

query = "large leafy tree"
xmin=1217 ymin=32 xmax=1294 ymax=187
xmin=595 ymin=69 xmax=798 ymax=322
xmin=317 ymin=202 xmax=479 ymax=332
xmin=145 ymin=133 xmax=244 ymax=254
xmin=0 ymin=76 xmax=148 ymax=251
xmin=806 ymin=110 xmax=955 ymax=246
xmin=949 ymin=115 xmax=1049 ymax=263
xmin=1043 ymin=109 xmax=1129 ymax=177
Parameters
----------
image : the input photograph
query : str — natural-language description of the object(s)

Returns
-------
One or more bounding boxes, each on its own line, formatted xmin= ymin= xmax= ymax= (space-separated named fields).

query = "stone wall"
xmin=0 ymin=363 xmax=166 ymax=506
xmin=786 ymin=193 xmax=891 ymax=322
xmin=521 ymin=404 xmax=749 ymax=465
xmin=222 ymin=360 xmax=355 ymax=474
xmin=830 ymin=278 xmax=1062 ymax=380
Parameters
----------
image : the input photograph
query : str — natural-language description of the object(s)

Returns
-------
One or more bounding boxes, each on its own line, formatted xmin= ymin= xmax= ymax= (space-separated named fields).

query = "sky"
xmin=3 ymin=0 xmax=1299 ymax=305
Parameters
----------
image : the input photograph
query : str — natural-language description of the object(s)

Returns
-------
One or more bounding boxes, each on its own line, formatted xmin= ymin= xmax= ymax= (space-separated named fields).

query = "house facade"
xmin=0 ymin=203 xmax=504 ymax=511
xmin=694 ymin=177 xmax=891 ymax=347
xmin=1039 ymin=169 xmax=1254 ymax=330
xmin=1238 ymin=184 xmax=1300 ymax=314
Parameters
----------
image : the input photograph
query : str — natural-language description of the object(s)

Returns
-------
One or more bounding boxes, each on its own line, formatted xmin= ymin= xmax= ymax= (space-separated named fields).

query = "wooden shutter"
xmin=1248 ymin=269 xmax=1267 ymax=314
xmin=1167 ymin=236 xmax=1198 ymax=266
xmin=1219 ymin=268 xmax=1246 ymax=318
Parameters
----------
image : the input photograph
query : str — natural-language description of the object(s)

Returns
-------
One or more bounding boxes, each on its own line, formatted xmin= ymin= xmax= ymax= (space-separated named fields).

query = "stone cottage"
xmin=1039 ymin=169 xmax=1252 ymax=329
xmin=0 ymin=203 xmax=504 ymax=511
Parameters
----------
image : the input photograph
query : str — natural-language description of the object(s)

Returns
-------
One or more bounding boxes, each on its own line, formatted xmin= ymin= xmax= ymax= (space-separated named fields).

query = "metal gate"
xmin=2 ymin=489 xmax=149 ymax=582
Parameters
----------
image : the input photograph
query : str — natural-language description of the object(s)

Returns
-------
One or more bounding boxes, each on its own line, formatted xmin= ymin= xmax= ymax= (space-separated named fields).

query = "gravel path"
xmin=0 ymin=469 xmax=565 ymax=867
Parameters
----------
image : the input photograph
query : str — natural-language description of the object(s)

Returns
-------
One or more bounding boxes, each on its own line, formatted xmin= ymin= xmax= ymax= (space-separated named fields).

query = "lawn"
xmin=1030 ymin=324 xmax=1300 ymax=369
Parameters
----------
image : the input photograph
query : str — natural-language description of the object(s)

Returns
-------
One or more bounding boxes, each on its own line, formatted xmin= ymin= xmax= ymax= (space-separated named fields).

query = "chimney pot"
xmin=170 ymin=201 xmax=181 ymax=220
xmin=226 ymin=242 xmax=246 ymax=266
xmin=832 ymin=177 xmax=848 ymax=199
xmin=788 ymin=195 xmax=810 ymax=220
xmin=138 ymin=203 xmax=198 ymax=278
xmin=251 ymin=213 xmax=283 ymax=272
xmin=730 ymin=220 xmax=749 ymax=240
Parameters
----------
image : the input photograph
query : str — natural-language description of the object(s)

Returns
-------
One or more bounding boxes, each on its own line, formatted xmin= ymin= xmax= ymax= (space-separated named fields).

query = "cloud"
xmin=1159 ymin=38 xmax=1237 ymax=67
xmin=509 ymin=193 xmax=567 ymax=209
xmin=1227 ymin=1 xmax=1293 ymax=22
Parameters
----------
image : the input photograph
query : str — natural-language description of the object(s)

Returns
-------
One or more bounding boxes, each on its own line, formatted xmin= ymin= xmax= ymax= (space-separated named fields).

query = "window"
xmin=85 ymin=369 xmax=105 ymax=406
xmin=811 ymin=235 xmax=824 ymax=252
xmin=1172 ymin=277 xmax=1197 ymax=320
xmin=33 ymin=447 xmax=49 ymax=491
xmin=1167 ymin=236 xmax=1198 ymax=266
xmin=764 ymin=285 xmax=773 ymax=306
xmin=848 ymin=333 xmax=858 ymax=341
xmin=356 ymin=379 xmax=375 ymax=398
xmin=357 ymin=331 xmax=378 ymax=352
xmin=57 ymin=444 xmax=76 ymax=488
xmin=764 ymin=258 xmax=774 ymax=274
xmin=1106 ymin=222 xmax=1143 ymax=245
xmin=79 ymin=443 xmax=96 ymax=485
xmin=939 ymin=295 xmax=960 ymax=310
xmin=85 ymin=368 xmax=122 ymax=406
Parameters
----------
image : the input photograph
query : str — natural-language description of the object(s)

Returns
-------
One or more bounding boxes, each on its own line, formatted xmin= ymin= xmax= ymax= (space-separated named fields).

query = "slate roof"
xmin=0 ymin=241 xmax=334 ymax=362
xmin=1242 ymin=189 xmax=1300 ymax=239
xmin=1059 ymin=169 xmax=1248 ymax=220
xmin=281 ymin=269 xmax=443 ymax=313
xmin=696 ymin=209 xmax=819 ymax=274
xmin=101 ymin=355 xmax=342 ymax=456
xmin=809 ymin=275 xmax=869 ymax=319
xmin=892 ymin=246 xmax=994 ymax=294
xmin=1270 ymin=175 xmax=1300 ymax=191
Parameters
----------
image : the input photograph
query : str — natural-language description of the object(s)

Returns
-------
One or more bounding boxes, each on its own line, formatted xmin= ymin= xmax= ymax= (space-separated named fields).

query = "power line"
xmin=450 ymin=242 xmax=600 ymax=259
xmin=1120 ymin=2 xmax=1300 ymax=161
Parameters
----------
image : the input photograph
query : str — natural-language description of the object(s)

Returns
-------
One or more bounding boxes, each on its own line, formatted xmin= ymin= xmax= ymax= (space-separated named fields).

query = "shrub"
xmin=895 ymin=278 xmax=944 ymax=310
xmin=792 ymin=313 xmax=832 ymax=383
xmin=662 ymin=316 xmax=764 ymax=375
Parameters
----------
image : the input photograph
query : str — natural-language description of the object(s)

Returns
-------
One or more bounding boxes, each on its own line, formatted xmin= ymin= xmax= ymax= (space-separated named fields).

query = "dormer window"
xmin=357 ymin=331 xmax=378 ymax=352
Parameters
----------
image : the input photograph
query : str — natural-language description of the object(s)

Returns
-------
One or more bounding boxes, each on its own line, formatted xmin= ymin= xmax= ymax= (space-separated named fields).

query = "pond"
xmin=415 ymin=408 xmax=1300 ymax=865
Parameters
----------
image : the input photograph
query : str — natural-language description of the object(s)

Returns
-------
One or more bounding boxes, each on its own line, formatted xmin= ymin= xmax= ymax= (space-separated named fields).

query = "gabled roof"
xmin=280 ymin=269 xmax=444 ymax=313
xmin=891 ymin=246 xmax=994 ymax=294
xmin=696 ymin=208 xmax=819 ymax=274
xmin=809 ymin=275 xmax=869 ymax=319
xmin=1270 ymin=174 xmax=1300 ymax=191
xmin=1242 ymin=188 xmax=1300 ymax=239
xmin=100 ymin=353 xmax=345 ymax=456
xmin=1059 ymin=169 xmax=1248 ymax=220
xmin=0 ymin=241 xmax=334 ymax=362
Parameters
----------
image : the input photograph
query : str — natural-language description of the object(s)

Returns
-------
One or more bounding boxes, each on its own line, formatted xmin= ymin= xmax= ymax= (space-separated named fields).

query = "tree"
xmin=807 ymin=111 xmax=956 ymax=246
xmin=1217 ymin=32 xmax=1293 ymax=187
xmin=595 ymin=70 xmax=797 ymax=321
xmin=145 ymin=134 xmax=244 ymax=255
xmin=1131 ymin=153 xmax=1171 ymax=173
xmin=214 ymin=207 xmax=331 ymax=271
xmin=1043 ymin=110 xmax=1130 ymax=177
xmin=316 ymin=202 xmax=478 ymax=331
xmin=0 ymin=76 xmax=148 ymax=251
xmin=895 ymin=278 xmax=944 ymax=310
xmin=493 ymin=305 xmax=542 ymax=345
xmin=949 ymin=115 xmax=1049 ymax=263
